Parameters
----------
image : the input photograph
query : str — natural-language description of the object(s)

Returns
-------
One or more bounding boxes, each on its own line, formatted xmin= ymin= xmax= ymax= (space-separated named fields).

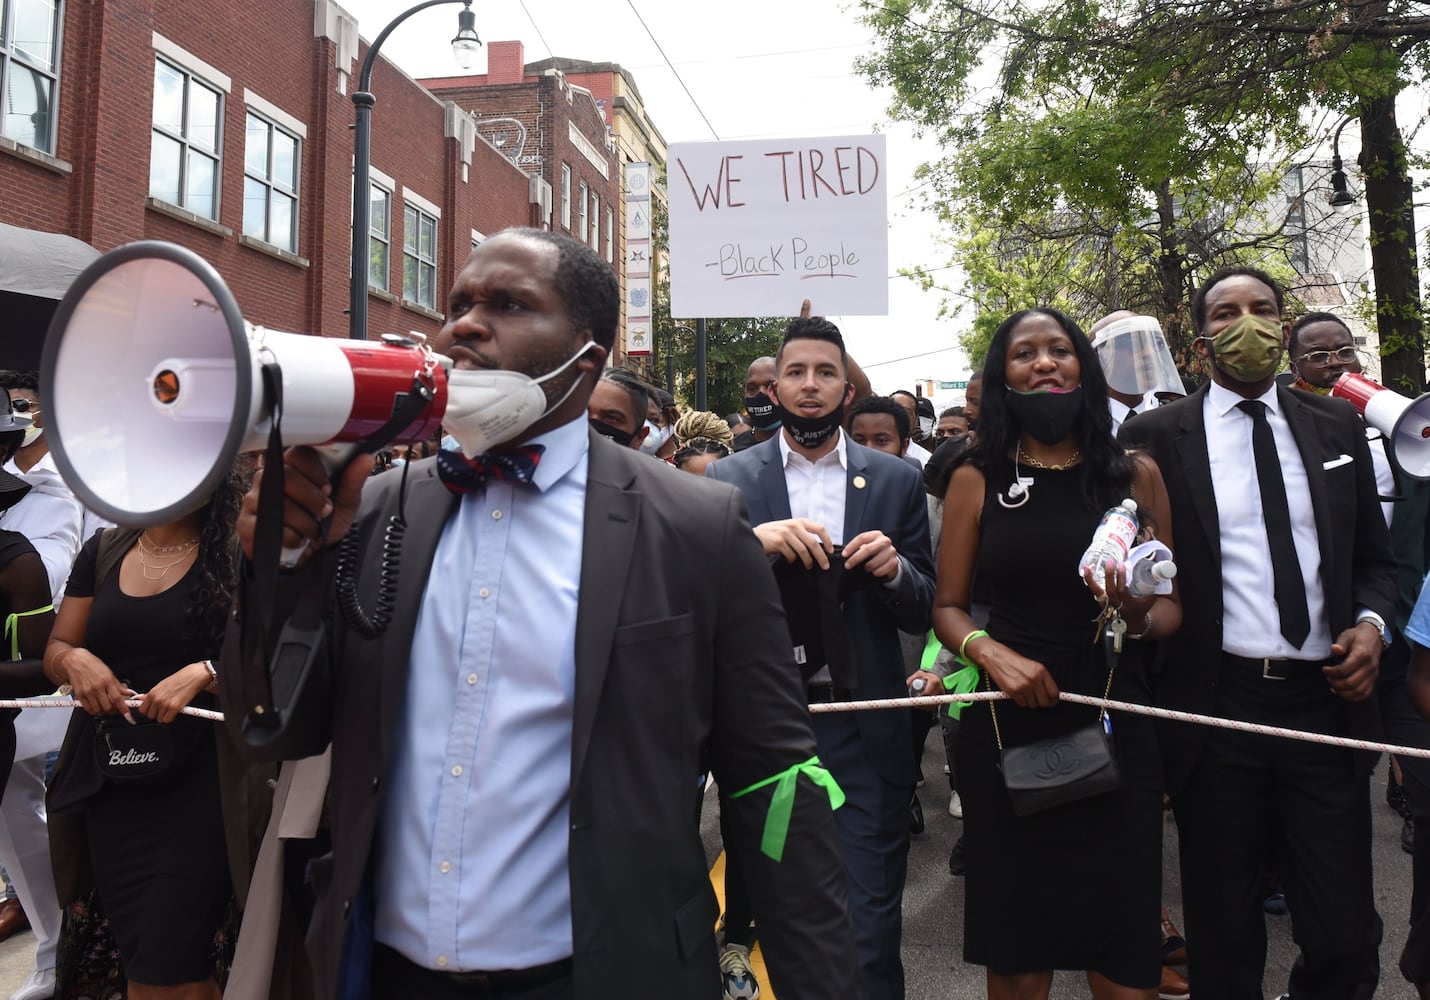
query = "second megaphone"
xmin=42 ymin=241 xmax=450 ymax=527
xmin=1330 ymin=370 xmax=1430 ymax=480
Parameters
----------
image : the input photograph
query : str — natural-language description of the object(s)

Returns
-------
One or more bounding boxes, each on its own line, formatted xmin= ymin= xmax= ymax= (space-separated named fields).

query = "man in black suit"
xmin=220 ymin=229 xmax=856 ymax=1000
xmin=707 ymin=318 xmax=935 ymax=1000
xmin=1119 ymin=267 xmax=1397 ymax=1000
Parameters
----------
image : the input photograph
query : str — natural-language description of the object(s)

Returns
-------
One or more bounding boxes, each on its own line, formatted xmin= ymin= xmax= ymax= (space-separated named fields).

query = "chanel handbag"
xmin=989 ymin=630 xmax=1123 ymax=817
xmin=93 ymin=717 xmax=171 ymax=782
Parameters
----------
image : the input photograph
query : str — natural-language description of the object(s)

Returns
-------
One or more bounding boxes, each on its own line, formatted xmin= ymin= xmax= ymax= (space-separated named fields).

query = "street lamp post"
xmin=1329 ymin=115 xmax=1358 ymax=210
xmin=695 ymin=317 xmax=707 ymax=410
xmin=350 ymin=0 xmax=481 ymax=340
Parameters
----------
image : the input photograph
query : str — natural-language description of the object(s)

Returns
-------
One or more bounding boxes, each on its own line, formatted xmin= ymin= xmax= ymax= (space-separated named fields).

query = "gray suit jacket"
xmin=706 ymin=434 xmax=937 ymax=785
xmin=220 ymin=430 xmax=856 ymax=1000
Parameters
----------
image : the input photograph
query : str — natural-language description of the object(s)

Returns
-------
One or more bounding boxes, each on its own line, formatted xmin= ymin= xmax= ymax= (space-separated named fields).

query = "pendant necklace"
xmin=137 ymin=533 xmax=199 ymax=581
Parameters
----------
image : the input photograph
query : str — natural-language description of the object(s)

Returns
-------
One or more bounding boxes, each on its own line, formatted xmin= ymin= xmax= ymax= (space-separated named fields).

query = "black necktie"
xmin=1236 ymin=400 xmax=1311 ymax=648
xmin=436 ymin=445 xmax=545 ymax=494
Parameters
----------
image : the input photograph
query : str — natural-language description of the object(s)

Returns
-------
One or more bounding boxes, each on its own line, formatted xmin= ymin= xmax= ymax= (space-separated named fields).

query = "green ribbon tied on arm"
xmin=943 ymin=664 xmax=980 ymax=720
xmin=728 ymin=756 xmax=845 ymax=862
xmin=5 ymin=605 xmax=52 ymax=661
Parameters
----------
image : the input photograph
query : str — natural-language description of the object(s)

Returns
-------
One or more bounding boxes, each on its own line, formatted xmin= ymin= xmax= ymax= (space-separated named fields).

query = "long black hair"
xmin=961 ymin=308 xmax=1133 ymax=511
xmin=188 ymin=458 xmax=252 ymax=645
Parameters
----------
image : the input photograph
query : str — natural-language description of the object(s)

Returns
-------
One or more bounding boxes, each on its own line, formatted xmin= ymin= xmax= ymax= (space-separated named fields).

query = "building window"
xmin=150 ymin=57 xmax=223 ymax=219
xmin=368 ymin=183 xmax=391 ymax=291
xmin=1 ymin=0 xmax=61 ymax=153
xmin=589 ymin=192 xmax=600 ymax=249
xmin=243 ymin=112 xmax=300 ymax=252
xmin=605 ymin=207 xmax=614 ymax=263
xmin=561 ymin=163 xmax=572 ymax=230
xmin=403 ymin=202 xmax=438 ymax=309
xmin=578 ymin=181 xmax=589 ymax=246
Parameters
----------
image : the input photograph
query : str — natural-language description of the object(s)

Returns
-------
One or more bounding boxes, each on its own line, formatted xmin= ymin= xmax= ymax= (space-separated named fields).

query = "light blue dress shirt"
xmin=374 ymin=416 xmax=588 ymax=971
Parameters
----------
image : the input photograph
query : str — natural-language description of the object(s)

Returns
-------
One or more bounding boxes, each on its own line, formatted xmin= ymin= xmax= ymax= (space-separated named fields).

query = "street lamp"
xmin=350 ymin=0 xmax=481 ymax=339
xmin=1329 ymin=115 xmax=1358 ymax=210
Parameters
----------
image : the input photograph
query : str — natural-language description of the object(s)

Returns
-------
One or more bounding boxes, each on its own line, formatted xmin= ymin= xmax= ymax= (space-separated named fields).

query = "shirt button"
xmin=439 ymin=861 xmax=451 ymax=874
xmin=436 ymin=955 xmax=448 ymax=967
xmin=451 ymin=765 xmax=463 ymax=777
xmin=478 ymin=587 xmax=490 ymax=599
xmin=467 ymin=673 xmax=477 ymax=685
xmin=491 ymin=509 xmax=503 ymax=520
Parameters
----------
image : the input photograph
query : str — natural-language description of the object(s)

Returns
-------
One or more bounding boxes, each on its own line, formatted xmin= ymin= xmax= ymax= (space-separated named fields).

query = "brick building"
xmin=424 ymin=41 xmax=654 ymax=364
xmin=0 ymin=0 xmax=543 ymax=355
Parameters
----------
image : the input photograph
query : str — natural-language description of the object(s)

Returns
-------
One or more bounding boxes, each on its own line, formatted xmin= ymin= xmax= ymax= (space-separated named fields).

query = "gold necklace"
xmin=138 ymin=532 xmax=199 ymax=556
xmin=136 ymin=542 xmax=198 ymax=581
xmin=1017 ymin=442 xmax=1081 ymax=470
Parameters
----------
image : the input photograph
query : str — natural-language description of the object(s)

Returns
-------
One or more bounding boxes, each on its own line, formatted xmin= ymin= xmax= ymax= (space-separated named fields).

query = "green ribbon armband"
xmin=5 ymin=605 xmax=52 ymax=661
xmin=942 ymin=664 xmax=980 ymax=720
xmin=728 ymin=756 xmax=845 ymax=862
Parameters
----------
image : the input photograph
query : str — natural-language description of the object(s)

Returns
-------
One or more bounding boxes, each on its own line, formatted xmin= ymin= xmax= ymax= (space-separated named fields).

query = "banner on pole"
xmin=625 ymin=161 xmax=652 ymax=356
xmin=667 ymin=134 xmax=888 ymax=318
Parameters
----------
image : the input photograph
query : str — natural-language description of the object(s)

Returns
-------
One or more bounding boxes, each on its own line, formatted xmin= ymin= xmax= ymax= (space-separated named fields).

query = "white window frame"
xmin=578 ymin=180 xmax=589 ymax=247
xmin=241 ymin=95 xmax=303 ymax=253
xmin=605 ymin=206 xmax=614 ymax=263
xmin=150 ymin=37 xmax=229 ymax=220
xmin=0 ymin=0 xmax=63 ymax=153
xmin=366 ymin=168 xmax=394 ymax=292
xmin=561 ymin=162 xmax=572 ymax=230
xmin=402 ymin=188 xmax=441 ymax=310
xmin=589 ymin=191 xmax=600 ymax=249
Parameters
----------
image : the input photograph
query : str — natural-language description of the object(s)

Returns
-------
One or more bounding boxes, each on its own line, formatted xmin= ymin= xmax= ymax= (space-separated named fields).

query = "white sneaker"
xmin=948 ymin=791 xmax=963 ymax=818
xmin=719 ymin=943 xmax=761 ymax=1000
xmin=10 ymin=968 xmax=54 ymax=1000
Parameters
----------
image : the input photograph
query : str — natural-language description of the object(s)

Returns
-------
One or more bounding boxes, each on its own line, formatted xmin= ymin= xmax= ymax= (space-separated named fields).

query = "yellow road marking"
xmin=709 ymin=850 xmax=776 ymax=1000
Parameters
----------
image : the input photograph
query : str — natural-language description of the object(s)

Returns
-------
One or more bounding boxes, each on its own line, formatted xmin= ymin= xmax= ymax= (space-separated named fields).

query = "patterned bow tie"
xmin=437 ymin=445 xmax=545 ymax=494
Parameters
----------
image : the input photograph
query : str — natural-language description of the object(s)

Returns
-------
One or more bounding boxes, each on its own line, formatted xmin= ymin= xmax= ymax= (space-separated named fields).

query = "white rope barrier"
xmin=0 ymin=698 xmax=224 ymax=722
xmin=809 ymin=689 xmax=1430 ymax=760
xmin=0 ymin=690 xmax=1424 ymax=761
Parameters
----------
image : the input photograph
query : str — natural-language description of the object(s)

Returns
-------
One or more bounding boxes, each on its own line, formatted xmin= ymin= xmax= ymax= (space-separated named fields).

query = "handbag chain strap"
xmin=984 ymin=624 xmax=1119 ymax=752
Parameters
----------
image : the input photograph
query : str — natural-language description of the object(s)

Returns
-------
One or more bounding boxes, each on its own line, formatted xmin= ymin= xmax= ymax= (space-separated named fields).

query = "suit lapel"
xmin=378 ymin=467 xmax=459 ymax=763
xmin=1279 ymin=387 xmax=1337 ymax=585
xmin=1175 ymin=385 xmax=1222 ymax=567
xmin=571 ymin=438 xmax=641 ymax=792
xmin=843 ymin=440 xmax=870 ymax=542
xmin=754 ymin=437 xmax=792 ymax=523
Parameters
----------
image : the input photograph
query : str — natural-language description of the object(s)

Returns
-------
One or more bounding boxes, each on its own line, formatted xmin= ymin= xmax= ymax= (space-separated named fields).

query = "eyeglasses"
xmin=1294 ymin=346 xmax=1359 ymax=367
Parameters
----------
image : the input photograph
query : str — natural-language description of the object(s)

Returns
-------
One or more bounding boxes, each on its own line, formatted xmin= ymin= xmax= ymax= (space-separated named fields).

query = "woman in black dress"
xmin=44 ymin=466 xmax=246 ymax=1000
xmin=920 ymin=309 xmax=1182 ymax=999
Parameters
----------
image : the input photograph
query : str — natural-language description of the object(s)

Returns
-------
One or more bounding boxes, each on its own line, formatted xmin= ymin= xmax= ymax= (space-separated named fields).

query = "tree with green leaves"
xmin=861 ymin=0 xmax=1427 ymax=388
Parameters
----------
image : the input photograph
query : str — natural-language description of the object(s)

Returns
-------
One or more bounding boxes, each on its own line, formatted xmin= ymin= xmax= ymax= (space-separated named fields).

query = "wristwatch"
xmin=1357 ymin=613 xmax=1392 ymax=648
xmin=203 ymin=659 xmax=218 ymax=684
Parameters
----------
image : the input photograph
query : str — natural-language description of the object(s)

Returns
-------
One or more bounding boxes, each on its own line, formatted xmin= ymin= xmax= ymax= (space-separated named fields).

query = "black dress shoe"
xmin=908 ymin=793 xmax=925 ymax=835
xmin=948 ymin=834 xmax=966 ymax=877
xmin=1390 ymin=769 xmax=1411 ymax=818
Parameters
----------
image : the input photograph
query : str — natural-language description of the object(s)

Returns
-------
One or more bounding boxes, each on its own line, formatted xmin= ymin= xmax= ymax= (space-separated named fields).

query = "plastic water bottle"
xmin=1079 ymin=498 xmax=1139 ymax=591
xmin=1125 ymin=556 xmax=1177 ymax=598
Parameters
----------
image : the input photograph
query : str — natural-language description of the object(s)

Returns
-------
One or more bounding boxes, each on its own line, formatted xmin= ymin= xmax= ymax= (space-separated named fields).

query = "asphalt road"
xmin=702 ymin=730 xmax=1424 ymax=1000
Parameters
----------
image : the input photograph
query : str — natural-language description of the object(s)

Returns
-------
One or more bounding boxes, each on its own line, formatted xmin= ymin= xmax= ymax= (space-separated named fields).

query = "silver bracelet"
xmin=1127 ymin=608 xmax=1155 ymax=640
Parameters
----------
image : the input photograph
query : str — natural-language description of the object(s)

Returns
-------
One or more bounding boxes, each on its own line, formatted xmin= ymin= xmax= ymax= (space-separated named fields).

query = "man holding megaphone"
xmin=218 ymin=229 xmax=856 ymax=1000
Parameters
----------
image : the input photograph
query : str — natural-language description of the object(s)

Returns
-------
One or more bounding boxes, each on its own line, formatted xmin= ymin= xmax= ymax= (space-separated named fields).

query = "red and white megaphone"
xmin=41 ymin=241 xmax=449 ymax=527
xmin=1330 ymin=371 xmax=1430 ymax=480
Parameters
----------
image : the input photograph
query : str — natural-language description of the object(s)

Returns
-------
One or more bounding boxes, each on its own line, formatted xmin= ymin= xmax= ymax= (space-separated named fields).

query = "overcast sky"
xmin=341 ymin=0 xmax=974 ymax=403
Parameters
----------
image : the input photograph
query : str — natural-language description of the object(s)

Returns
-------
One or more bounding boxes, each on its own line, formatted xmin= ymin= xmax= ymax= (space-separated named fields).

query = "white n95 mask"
xmin=441 ymin=342 xmax=596 ymax=458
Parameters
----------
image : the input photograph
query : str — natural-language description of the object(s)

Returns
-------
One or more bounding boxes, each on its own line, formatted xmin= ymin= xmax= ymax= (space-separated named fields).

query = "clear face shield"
xmin=1092 ymin=315 xmax=1183 ymax=398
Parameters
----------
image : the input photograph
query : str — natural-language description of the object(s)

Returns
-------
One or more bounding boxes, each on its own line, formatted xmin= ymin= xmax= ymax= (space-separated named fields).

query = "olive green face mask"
xmin=1205 ymin=315 xmax=1284 ymax=384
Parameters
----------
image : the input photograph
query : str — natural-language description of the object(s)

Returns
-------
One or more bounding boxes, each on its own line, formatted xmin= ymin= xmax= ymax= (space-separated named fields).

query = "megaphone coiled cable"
xmin=335 ymin=511 xmax=405 ymax=641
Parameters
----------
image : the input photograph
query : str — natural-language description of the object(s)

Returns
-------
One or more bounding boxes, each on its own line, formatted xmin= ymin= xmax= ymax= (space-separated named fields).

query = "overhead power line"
xmin=625 ymin=0 xmax=720 ymax=140
xmin=517 ymin=0 xmax=556 ymax=63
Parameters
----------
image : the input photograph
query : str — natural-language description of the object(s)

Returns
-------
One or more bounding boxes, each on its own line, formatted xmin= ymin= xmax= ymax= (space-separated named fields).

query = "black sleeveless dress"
xmin=956 ymin=457 xmax=1162 ymax=988
xmin=61 ymin=534 xmax=229 ymax=986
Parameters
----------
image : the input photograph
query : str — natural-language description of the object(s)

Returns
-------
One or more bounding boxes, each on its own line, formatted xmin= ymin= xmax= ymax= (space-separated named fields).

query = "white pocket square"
xmin=1322 ymin=454 xmax=1353 ymax=470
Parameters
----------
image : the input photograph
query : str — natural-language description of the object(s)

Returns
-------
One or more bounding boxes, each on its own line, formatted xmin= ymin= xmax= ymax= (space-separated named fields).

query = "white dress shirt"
xmin=1 ymin=452 xmax=83 ymax=604
xmin=1107 ymin=391 xmax=1161 ymax=436
xmin=903 ymin=440 xmax=932 ymax=468
xmin=1365 ymin=427 xmax=1395 ymax=528
xmin=1206 ymin=382 xmax=1331 ymax=659
xmin=375 ymin=417 xmax=587 ymax=971
xmin=778 ymin=429 xmax=848 ymax=546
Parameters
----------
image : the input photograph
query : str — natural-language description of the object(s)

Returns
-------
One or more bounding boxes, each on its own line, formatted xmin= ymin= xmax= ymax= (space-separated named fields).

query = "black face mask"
xmin=744 ymin=391 xmax=782 ymax=431
xmin=1004 ymin=386 xmax=1083 ymax=446
xmin=777 ymin=398 xmax=845 ymax=450
xmin=589 ymin=418 xmax=635 ymax=447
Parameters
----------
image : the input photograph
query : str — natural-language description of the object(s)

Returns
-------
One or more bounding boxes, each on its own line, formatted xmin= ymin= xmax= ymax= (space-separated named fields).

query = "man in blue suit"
xmin=707 ymin=317 xmax=935 ymax=1000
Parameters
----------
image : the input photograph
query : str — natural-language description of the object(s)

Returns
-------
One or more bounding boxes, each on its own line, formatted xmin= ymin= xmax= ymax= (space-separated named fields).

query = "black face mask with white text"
xmin=589 ymin=418 xmax=634 ymax=447
xmin=744 ymin=391 xmax=782 ymax=431
xmin=776 ymin=399 xmax=845 ymax=449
